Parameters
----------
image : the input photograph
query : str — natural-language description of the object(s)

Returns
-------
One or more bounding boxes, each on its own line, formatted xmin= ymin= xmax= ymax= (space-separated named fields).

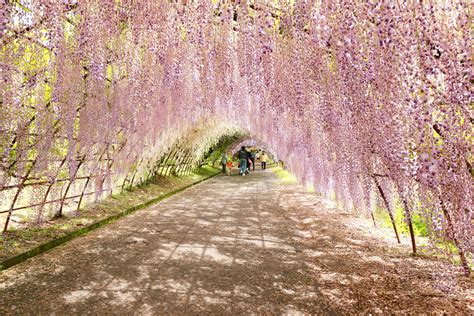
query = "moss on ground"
xmin=272 ymin=166 xmax=298 ymax=185
xmin=374 ymin=205 xmax=428 ymax=238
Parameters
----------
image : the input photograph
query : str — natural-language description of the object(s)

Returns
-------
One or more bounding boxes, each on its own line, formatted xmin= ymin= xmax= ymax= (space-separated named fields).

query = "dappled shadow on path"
xmin=0 ymin=171 xmax=472 ymax=314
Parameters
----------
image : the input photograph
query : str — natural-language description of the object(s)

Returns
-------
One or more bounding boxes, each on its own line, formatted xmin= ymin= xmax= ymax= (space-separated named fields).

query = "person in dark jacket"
xmin=250 ymin=150 xmax=256 ymax=171
xmin=238 ymin=146 xmax=250 ymax=176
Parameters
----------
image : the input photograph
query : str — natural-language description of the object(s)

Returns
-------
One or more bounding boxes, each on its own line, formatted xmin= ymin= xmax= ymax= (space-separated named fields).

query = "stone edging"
xmin=0 ymin=172 xmax=221 ymax=272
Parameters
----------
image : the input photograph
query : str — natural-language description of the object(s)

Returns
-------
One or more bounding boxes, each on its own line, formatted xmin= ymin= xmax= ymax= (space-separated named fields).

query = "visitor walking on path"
xmin=250 ymin=150 xmax=256 ymax=171
xmin=226 ymin=159 xmax=233 ymax=176
xmin=238 ymin=146 xmax=250 ymax=176
xmin=260 ymin=151 xmax=268 ymax=170
xmin=221 ymin=152 xmax=228 ymax=173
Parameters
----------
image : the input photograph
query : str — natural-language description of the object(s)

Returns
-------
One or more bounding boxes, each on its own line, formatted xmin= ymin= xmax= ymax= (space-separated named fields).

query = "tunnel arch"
xmin=0 ymin=1 xmax=471 ymax=273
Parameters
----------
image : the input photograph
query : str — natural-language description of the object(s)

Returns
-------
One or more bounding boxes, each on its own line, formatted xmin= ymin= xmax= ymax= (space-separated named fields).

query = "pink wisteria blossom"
xmin=0 ymin=1 xmax=471 ymax=274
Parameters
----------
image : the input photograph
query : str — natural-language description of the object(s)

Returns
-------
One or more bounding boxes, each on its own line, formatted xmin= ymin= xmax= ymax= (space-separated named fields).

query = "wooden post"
xmin=399 ymin=193 xmax=416 ymax=254
xmin=175 ymin=148 xmax=191 ymax=176
xmin=440 ymin=199 xmax=470 ymax=275
xmin=373 ymin=176 xmax=401 ymax=244
xmin=177 ymin=150 xmax=189 ymax=176
xmin=184 ymin=147 xmax=197 ymax=174
xmin=121 ymin=176 xmax=128 ymax=193
xmin=172 ymin=146 xmax=189 ymax=176
xmin=128 ymin=158 xmax=143 ymax=190
xmin=370 ymin=212 xmax=377 ymax=228
xmin=76 ymin=176 xmax=90 ymax=212
xmin=121 ymin=157 xmax=138 ymax=192
xmin=170 ymin=149 xmax=184 ymax=176
xmin=357 ymin=173 xmax=377 ymax=227
xmin=56 ymin=156 xmax=85 ymax=218
xmin=158 ymin=149 xmax=173 ymax=176
xmin=37 ymin=156 xmax=67 ymax=223
xmin=3 ymin=159 xmax=37 ymax=233
xmin=104 ymin=149 xmax=115 ymax=195
xmin=181 ymin=150 xmax=194 ymax=176
xmin=164 ymin=147 xmax=180 ymax=176
xmin=152 ymin=151 xmax=168 ymax=178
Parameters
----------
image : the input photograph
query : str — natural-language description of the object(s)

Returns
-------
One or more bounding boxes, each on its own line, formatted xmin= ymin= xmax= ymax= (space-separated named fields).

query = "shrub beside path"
xmin=0 ymin=170 xmax=472 ymax=314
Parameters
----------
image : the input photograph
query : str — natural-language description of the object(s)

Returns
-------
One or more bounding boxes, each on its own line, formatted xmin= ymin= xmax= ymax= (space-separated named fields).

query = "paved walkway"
xmin=0 ymin=170 xmax=472 ymax=314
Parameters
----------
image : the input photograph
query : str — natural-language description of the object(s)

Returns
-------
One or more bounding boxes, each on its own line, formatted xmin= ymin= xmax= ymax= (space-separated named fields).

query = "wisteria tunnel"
xmin=0 ymin=0 xmax=472 ymax=314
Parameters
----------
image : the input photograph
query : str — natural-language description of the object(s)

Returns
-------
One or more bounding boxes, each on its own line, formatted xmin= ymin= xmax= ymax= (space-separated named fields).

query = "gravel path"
xmin=0 ymin=170 xmax=472 ymax=314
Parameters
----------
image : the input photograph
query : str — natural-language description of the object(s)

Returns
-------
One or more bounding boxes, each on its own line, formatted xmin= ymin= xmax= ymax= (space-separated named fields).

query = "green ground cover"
xmin=374 ymin=205 xmax=428 ymax=238
xmin=272 ymin=166 xmax=298 ymax=185
xmin=272 ymin=166 xmax=431 ymax=240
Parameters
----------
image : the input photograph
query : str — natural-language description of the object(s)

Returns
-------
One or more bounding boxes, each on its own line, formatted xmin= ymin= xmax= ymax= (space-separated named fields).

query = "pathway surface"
xmin=0 ymin=170 xmax=472 ymax=314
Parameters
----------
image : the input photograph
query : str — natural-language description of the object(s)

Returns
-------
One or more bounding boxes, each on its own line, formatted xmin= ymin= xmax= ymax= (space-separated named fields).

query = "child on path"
xmin=226 ymin=159 xmax=233 ymax=176
xmin=220 ymin=152 xmax=228 ymax=173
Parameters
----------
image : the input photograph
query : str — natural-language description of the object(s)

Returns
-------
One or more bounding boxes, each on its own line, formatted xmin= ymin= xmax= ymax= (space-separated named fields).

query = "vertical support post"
xmin=373 ymin=176 xmax=400 ymax=244
xmin=128 ymin=158 xmax=143 ymax=190
xmin=56 ymin=156 xmax=85 ymax=218
xmin=386 ymin=176 xmax=416 ymax=253
xmin=370 ymin=212 xmax=377 ymax=228
xmin=121 ymin=157 xmax=137 ymax=193
xmin=176 ymin=150 xmax=187 ymax=176
xmin=37 ymin=156 xmax=67 ymax=224
xmin=3 ymin=159 xmax=37 ymax=233
xmin=121 ymin=176 xmax=128 ymax=193
xmin=164 ymin=147 xmax=180 ymax=176
xmin=105 ymin=151 xmax=115 ymax=196
xmin=184 ymin=147 xmax=197 ymax=175
xmin=397 ymin=190 xmax=416 ymax=254
xmin=174 ymin=148 xmax=191 ymax=176
xmin=171 ymin=147 xmax=185 ymax=176
xmin=158 ymin=149 xmax=173 ymax=176
xmin=440 ymin=199 xmax=470 ymax=275
xmin=361 ymin=174 xmax=377 ymax=227
xmin=180 ymin=150 xmax=193 ymax=176
xmin=76 ymin=176 xmax=90 ymax=212
xmin=151 ymin=152 xmax=166 ymax=179
xmin=170 ymin=149 xmax=182 ymax=176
